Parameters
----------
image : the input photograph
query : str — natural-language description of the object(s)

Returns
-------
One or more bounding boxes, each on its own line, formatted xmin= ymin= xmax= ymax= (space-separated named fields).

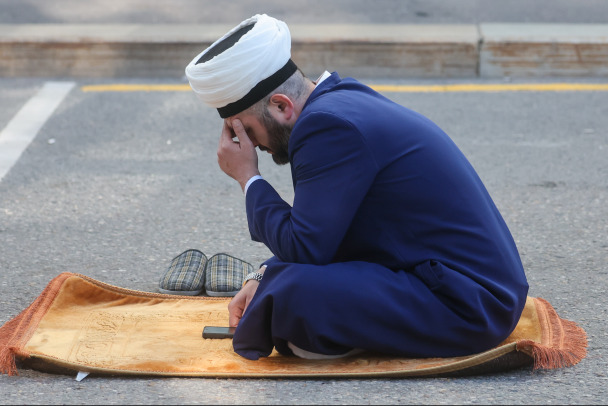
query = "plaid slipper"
xmin=204 ymin=253 xmax=254 ymax=297
xmin=158 ymin=249 xmax=208 ymax=295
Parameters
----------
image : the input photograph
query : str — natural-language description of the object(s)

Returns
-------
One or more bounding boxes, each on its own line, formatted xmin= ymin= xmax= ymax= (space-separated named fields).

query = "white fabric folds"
xmin=185 ymin=14 xmax=294 ymax=117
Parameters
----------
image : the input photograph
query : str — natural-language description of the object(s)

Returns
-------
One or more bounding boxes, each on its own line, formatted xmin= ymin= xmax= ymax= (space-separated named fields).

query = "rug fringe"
xmin=0 ymin=345 xmax=18 ymax=376
xmin=516 ymin=298 xmax=588 ymax=370
xmin=0 ymin=272 xmax=74 ymax=376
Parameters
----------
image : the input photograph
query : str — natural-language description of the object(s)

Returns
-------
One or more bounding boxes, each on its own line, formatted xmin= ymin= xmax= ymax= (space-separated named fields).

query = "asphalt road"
xmin=1 ymin=0 xmax=607 ymax=24
xmin=1 ymin=76 xmax=607 ymax=404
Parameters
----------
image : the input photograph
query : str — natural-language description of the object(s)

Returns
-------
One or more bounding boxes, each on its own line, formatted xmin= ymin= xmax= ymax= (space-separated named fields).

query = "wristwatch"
xmin=243 ymin=271 xmax=263 ymax=287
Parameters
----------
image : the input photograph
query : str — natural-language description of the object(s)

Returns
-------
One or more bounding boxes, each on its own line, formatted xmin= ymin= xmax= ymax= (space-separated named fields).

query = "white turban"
xmin=185 ymin=14 xmax=298 ymax=118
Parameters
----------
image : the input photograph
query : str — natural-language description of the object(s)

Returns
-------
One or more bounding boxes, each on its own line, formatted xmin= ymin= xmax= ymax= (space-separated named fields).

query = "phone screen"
xmin=202 ymin=326 xmax=236 ymax=339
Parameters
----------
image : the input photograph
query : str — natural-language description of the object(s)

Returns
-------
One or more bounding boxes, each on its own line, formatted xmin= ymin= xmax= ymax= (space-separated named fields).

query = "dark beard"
xmin=260 ymin=111 xmax=292 ymax=165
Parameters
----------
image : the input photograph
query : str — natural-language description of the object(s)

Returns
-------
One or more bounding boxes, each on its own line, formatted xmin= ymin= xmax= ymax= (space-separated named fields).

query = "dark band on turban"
xmin=216 ymin=59 xmax=298 ymax=118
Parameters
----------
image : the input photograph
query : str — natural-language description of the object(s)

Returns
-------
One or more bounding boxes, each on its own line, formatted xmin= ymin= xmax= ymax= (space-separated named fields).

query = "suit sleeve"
xmin=246 ymin=112 xmax=378 ymax=264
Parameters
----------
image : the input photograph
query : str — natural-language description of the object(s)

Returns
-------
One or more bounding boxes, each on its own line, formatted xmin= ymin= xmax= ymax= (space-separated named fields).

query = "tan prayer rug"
xmin=0 ymin=272 xmax=587 ymax=378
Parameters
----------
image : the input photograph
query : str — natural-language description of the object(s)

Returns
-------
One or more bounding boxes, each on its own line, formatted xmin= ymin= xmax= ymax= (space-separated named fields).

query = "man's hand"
xmin=228 ymin=265 xmax=266 ymax=327
xmin=217 ymin=119 xmax=260 ymax=191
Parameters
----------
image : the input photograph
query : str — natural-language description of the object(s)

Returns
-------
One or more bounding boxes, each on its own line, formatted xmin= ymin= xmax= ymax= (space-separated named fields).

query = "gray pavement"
xmin=1 ymin=0 xmax=607 ymax=24
xmin=0 ymin=76 xmax=607 ymax=404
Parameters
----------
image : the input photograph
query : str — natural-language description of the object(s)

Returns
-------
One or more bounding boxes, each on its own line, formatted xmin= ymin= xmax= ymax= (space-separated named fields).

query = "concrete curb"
xmin=1 ymin=23 xmax=607 ymax=78
xmin=480 ymin=24 xmax=608 ymax=77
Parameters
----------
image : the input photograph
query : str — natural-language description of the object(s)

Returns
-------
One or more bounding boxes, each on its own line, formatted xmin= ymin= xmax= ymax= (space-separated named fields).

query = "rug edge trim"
xmin=0 ymin=272 xmax=75 ymax=376
xmin=24 ymin=343 xmax=522 ymax=378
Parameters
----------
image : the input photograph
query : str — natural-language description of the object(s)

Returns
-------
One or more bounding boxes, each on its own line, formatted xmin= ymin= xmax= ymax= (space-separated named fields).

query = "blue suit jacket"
xmin=246 ymin=73 xmax=527 ymax=294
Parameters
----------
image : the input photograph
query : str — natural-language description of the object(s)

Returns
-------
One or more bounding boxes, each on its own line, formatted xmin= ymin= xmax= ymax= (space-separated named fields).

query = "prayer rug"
xmin=0 ymin=273 xmax=587 ymax=378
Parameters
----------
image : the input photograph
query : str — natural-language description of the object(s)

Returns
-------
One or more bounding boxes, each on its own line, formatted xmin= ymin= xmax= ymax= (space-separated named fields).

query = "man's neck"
xmin=293 ymin=78 xmax=317 ymax=118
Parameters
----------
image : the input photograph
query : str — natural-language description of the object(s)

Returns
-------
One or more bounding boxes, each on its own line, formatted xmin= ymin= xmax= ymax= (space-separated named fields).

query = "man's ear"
xmin=268 ymin=94 xmax=295 ymax=125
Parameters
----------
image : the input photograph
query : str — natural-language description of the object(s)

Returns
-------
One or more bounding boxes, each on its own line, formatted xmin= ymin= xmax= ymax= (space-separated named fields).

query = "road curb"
xmin=1 ymin=23 xmax=607 ymax=78
xmin=479 ymin=24 xmax=608 ymax=77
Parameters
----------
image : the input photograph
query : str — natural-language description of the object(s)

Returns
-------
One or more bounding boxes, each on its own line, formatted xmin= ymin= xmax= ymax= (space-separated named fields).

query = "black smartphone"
xmin=202 ymin=326 xmax=236 ymax=339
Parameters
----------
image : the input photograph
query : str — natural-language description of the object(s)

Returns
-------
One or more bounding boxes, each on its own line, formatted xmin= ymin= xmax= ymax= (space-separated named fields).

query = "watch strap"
xmin=243 ymin=271 xmax=263 ymax=287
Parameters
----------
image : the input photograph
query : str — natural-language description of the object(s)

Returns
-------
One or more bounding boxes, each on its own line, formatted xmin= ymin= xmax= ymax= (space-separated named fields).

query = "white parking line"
xmin=0 ymin=81 xmax=75 ymax=182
